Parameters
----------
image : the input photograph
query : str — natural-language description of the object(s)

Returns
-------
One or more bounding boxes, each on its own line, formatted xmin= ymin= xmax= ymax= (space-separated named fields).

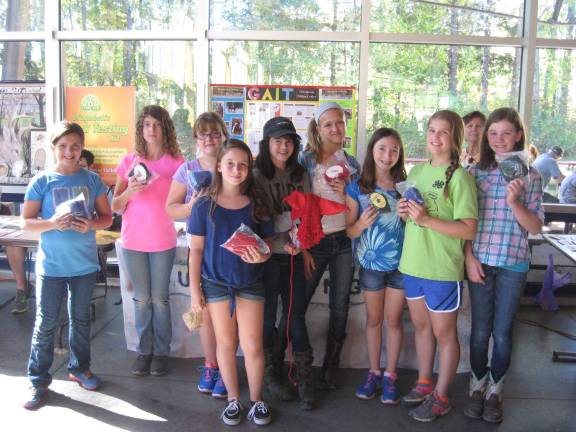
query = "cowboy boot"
xmin=320 ymin=335 xmax=345 ymax=390
xmin=294 ymin=349 xmax=315 ymax=410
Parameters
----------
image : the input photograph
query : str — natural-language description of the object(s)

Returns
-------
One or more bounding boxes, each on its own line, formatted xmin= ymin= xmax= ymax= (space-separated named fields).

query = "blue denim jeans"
xmin=263 ymin=253 xmax=311 ymax=353
xmin=305 ymin=231 xmax=354 ymax=342
xmin=468 ymin=265 xmax=527 ymax=382
xmin=122 ymin=247 xmax=175 ymax=356
xmin=27 ymin=272 xmax=98 ymax=388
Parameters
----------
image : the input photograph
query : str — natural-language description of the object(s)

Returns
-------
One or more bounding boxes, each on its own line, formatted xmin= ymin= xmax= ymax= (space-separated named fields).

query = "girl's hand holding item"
xmin=465 ymin=253 xmax=485 ymax=284
xmin=358 ymin=206 xmax=378 ymax=230
xmin=189 ymin=290 xmax=204 ymax=315
xmin=125 ymin=176 xmax=148 ymax=198
xmin=70 ymin=216 xmax=92 ymax=233
xmin=406 ymin=200 xmax=430 ymax=226
xmin=283 ymin=242 xmax=301 ymax=256
xmin=50 ymin=211 xmax=73 ymax=231
xmin=328 ymin=177 xmax=346 ymax=197
xmin=302 ymin=249 xmax=315 ymax=279
xmin=506 ymin=178 xmax=524 ymax=206
xmin=241 ymin=245 xmax=270 ymax=264
xmin=396 ymin=198 xmax=410 ymax=221
xmin=186 ymin=188 xmax=208 ymax=215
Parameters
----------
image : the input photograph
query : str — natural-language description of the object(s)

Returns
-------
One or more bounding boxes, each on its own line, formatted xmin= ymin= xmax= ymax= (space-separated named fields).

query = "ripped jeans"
xmin=122 ymin=247 xmax=175 ymax=356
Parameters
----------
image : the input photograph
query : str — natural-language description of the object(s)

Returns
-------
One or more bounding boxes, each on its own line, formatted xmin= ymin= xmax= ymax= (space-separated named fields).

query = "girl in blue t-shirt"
xmin=345 ymin=128 xmax=406 ymax=404
xmin=188 ymin=139 xmax=274 ymax=426
xmin=21 ymin=121 xmax=112 ymax=410
xmin=165 ymin=112 xmax=229 ymax=398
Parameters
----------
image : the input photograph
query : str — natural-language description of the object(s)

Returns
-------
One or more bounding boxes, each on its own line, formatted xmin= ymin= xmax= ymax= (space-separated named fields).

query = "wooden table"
xmin=543 ymin=233 xmax=576 ymax=362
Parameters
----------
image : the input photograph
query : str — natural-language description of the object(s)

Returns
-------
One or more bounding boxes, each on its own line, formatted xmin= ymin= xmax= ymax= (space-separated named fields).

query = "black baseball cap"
xmin=263 ymin=116 xmax=300 ymax=140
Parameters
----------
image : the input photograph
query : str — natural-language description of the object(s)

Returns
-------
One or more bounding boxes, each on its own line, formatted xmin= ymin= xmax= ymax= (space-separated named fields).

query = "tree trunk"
xmin=480 ymin=0 xmax=494 ymax=109
xmin=123 ymin=1 xmax=133 ymax=86
xmin=447 ymin=0 xmax=459 ymax=101
xmin=2 ymin=0 xmax=29 ymax=80
xmin=558 ymin=1 xmax=574 ymax=117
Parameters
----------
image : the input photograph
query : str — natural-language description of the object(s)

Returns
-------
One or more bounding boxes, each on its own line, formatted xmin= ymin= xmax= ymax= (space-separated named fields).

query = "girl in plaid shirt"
xmin=464 ymin=108 xmax=543 ymax=424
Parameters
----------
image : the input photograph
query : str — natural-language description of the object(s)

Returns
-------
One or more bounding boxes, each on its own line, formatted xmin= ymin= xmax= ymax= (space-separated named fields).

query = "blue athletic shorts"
xmin=403 ymin=274 xmax=462 ymax=312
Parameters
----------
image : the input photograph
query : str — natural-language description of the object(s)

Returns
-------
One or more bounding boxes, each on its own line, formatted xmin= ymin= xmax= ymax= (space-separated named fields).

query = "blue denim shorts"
xmin=403 ymin=274 xmax=462 ymax=312
xmin=201 ymin=277 xmax=265 ymax=303
xmin=359 ymin=267 xmax=404 ymax=292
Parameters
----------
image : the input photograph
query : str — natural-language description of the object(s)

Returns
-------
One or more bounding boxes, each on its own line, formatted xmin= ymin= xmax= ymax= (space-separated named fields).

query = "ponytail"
xmin=443 ymin=150 xmax=460 ymax=198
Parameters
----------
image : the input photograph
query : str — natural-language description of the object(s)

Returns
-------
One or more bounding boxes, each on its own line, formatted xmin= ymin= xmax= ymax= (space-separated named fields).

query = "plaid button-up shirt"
xmin=468 ymin=165 xmax=544 ymax=267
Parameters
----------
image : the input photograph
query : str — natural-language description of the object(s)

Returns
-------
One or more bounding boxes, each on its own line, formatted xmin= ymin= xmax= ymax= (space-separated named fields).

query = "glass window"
xmin=370 ymin=0 xmax=523 ymax=38
xmin=531 ymin=48 xmax=576 ymax=160
xmin=62 ymin=40 xmax=197 ymax=157
xmin=0 ymin=0 xmax=44 ymax=31
xmin=60 ymin=0 xmax=196 ymax=31
xmin=210 ymin=40 xmax=359 ymax=85
xmin=0 ymin=41 xmax=44 ymax=81
xmin=538 ymin=0 xmax=576 ymax=39
xmin=210 ymin=0 xmax=361 ymax=31
xmin=368 ymin=43 xmax=519 ymax=158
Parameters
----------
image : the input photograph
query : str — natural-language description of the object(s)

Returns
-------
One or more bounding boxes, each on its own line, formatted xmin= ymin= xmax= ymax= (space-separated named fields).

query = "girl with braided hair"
xmin=397 ymin=110 xmax=478 ymax=422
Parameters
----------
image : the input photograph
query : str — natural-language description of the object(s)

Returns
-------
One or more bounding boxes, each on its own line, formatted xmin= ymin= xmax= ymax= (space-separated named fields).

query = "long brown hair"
xmin=359 ymin=127 xmax=407 ymax=194
xmin=428 ymin=110 xmax=464 ymax=198
xmin=478 ymin=107 xmax=526 ymax=170
xmin=135 ymin=105 xmax=182 ymax=159
xmin=209 ymin=139 xmax=270 ymax=223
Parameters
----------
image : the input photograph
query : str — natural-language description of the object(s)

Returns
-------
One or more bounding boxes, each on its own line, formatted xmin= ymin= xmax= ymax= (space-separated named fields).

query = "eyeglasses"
xmin=197 ymin=132 xmax=222 ymax=141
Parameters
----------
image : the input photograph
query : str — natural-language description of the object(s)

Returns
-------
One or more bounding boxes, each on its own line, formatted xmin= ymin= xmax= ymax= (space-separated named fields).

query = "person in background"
xmin=559 ymin=169 xmax=576 ymax=233
xmin=79 ymin=149 xmax=95 ymax=170
xmin=461 ymin=111 xmax=486 ymax=167
xmin=533 ymin=146 xmax=565 ymax=202
xmin=165 ymin=112 xmax=229 ymax=398
xmin=528 ymin=144 xmax=540 ymax=164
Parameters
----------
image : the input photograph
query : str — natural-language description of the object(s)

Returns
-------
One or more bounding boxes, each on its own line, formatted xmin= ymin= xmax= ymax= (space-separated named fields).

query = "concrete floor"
xmin=0 ymin=281 xmax=575 ymax=432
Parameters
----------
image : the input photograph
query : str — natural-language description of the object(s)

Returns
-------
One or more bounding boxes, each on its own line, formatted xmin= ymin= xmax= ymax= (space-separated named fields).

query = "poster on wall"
xmin=65 ymin=86 xmax=136 ymax=185
xmin=210 ymin=85 xmax=357 ymax=156
xmin=0 ymin=84 xmax=46 ymax=188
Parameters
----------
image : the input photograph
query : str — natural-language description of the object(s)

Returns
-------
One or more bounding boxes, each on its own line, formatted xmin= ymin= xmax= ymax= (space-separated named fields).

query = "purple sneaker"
xmin=355 ymin=371 xmax=382 ymax=400
xmin=211 ymin=371 xmax=228 ymax=399
xmin=198 ymin=366 xmax=218 ymax=394
xmin=381 ymin=374 xmax=400 ymax=404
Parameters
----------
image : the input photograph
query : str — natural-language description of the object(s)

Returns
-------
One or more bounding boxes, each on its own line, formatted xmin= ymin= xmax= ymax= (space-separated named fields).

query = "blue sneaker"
xmin=198 ymin=366 xmax=218 ymax=394
xmin=355 ymin=371 xmax=382 ymax=400
xmin=68 ymin=370 xmax=102 ymax=391
xmin=211 ymin=371 xmax=228 ymax=399
xmin=381 ymin=374 xmax=400 ymax=404
xmin=23 ymin=386 xmax=49 ymax=410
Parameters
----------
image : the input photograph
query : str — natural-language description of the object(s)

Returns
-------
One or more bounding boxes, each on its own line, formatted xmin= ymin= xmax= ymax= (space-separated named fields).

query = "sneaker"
xmin=11 ymin=290 xmax=28 ymax=314
xmin=212 ymin=372 xmax=228 ymax=399
xmin=198 ymin=366 xmax=218 ymax=393
xmin=23 ymin=386 xmax=48 ymax=410
xmin=482 ymin=394 xmax=503 ymax=423
xmin=247 ymin=400 xmax=272 ymax=426
xmin=221 ymin=399 xmax=243 ymax=426
xmin=463 ymin=390 xmax=484 ymax=419
xmin=401 ymin=380 xmax=434 ymax=406
xmin=355 ymin=371 xmax=382 ymax=400
xmin=409 ymin=391 xmax=451 ymax=422
xmin=131 ymin=354 xmax=152 ymax=376
xmin=150 ymin=356 xmax=169 ymax=376
xmin=381 ymin=374 xmax=400 ymax=404
xmin=68 ymin=370 xmax=102 ymax=391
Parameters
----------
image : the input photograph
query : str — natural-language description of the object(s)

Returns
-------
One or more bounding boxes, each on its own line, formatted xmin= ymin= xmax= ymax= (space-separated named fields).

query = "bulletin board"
xmin=209 ymin=85 xmax=356 ymax=156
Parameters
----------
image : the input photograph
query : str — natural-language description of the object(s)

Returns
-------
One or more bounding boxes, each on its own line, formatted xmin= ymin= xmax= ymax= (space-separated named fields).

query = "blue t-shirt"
xmin=345 ymin=180 xmax=404 ymax=272
xmin=25 ymin=169 xmax=108 ymax=277
xmin=559 ymin=172 xmax=576 ymax=204
xmin=187 ymin=196 xmax=274 ymax=288
xmin=534 ymin=153 xmax=562 ymax=190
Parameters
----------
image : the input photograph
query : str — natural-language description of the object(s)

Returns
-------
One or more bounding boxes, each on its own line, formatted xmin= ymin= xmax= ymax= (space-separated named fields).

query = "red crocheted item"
xmin=283 ymin=191 xmax=347 ymax=249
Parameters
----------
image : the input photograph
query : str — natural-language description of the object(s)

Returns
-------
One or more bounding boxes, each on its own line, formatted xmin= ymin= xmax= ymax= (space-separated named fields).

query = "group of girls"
xmin=21 ymin=102 xmax=542 ymax=428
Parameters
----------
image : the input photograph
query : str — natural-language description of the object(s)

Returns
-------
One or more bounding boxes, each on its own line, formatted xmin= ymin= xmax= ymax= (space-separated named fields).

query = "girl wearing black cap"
xmin=254 ymin=116 xmax=315 ymax=410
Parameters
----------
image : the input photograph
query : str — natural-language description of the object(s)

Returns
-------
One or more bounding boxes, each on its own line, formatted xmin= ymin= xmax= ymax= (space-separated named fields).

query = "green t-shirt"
xmin=399 ymin=162 xmax=478 ymax=281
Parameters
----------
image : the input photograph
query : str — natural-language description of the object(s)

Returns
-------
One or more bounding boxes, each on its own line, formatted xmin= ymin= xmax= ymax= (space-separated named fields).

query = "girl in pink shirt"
xmin=112 ymin=105 xmax=184 ymax=377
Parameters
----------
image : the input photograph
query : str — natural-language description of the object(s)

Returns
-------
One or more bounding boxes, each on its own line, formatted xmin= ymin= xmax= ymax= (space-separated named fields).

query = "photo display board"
xmin=210 ymin=85 xmax=356 ymax=156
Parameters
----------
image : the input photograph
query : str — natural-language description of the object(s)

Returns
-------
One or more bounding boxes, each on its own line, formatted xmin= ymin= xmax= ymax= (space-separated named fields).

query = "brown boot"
xmin=321 ymin=335 xmax=345 ymax=390
xmin=482 ymin=375 xmax=504 ymax=423
xmin=463 ymin=372 xmax=488 ymax=419
xmin=264 ymin=349 xmax=294 ymax=401
xmin=294 ymin=349 xmax=315 ymax=410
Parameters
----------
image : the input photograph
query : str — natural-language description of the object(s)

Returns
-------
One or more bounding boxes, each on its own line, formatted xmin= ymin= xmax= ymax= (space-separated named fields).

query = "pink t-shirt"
xmin=117 ymin=152 xmax=184 ymax=252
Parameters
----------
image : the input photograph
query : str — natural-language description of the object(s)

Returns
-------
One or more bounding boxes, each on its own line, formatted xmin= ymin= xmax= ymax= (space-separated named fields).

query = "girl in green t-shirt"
xmin=397 ymin=110 xmax=478 ymax=423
